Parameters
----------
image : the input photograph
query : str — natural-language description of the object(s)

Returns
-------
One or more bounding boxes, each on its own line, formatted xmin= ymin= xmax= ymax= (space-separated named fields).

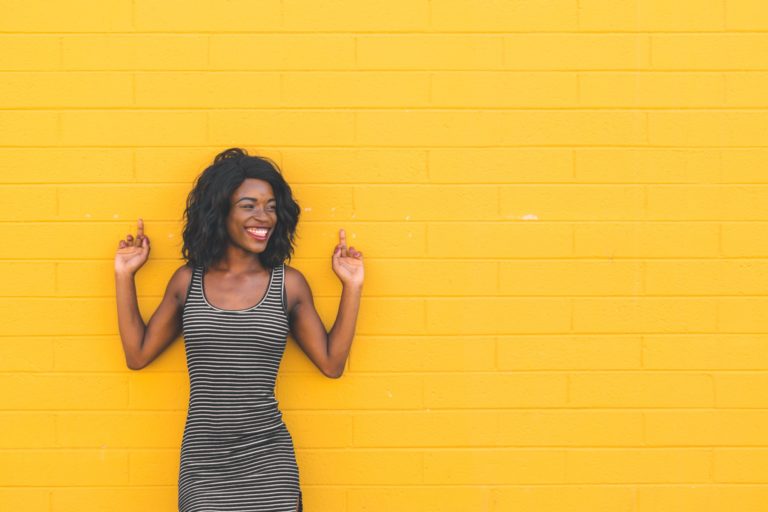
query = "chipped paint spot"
xmin=303 ymin=207 xmax=312 ymax=212
xmin=84 ymin=213 xmax=91 ymax=218
xmin=522 ymin=213 xmax=539 ymax=221
xmin=112 ymin=213 xmax=120 ymax=219
xmin=405 ymin=215 xmax=411 ymax=221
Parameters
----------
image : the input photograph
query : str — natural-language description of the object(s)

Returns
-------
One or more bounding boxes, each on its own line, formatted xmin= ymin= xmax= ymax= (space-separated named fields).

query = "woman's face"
xmin=226 ymin=178 xmax=278 ymax=253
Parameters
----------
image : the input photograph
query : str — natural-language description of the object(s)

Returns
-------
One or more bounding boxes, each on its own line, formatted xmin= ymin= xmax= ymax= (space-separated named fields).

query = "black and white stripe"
xmin=179 ymin=262 xmax=302 ymax=512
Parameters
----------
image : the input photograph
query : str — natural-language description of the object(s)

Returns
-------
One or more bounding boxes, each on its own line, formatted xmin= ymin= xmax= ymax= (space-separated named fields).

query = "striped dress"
xmin=179 ymin=262 xmax=302 ymax=512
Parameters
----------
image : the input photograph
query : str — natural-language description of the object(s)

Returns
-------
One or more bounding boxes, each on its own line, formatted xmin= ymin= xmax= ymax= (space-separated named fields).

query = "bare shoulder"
xmin=283 ymin=264 xmax=313 ymax=314
xmin=284 ymin=263 xmax=310 ymax=292
xmin=169 ymin=263 xmax=194 ymax=308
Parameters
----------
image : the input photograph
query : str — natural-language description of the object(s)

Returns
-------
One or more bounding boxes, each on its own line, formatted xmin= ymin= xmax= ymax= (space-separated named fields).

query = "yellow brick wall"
xmin=2 ymin=0 xmax=768 ymax=510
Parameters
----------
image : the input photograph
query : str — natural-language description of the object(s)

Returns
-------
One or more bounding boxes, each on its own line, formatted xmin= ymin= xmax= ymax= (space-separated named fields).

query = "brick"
xmin=429 ymin=149 xmax=573 ymax=184
xmin=715 ymin=449 xmax=768 ymax=482
xmin=426 ymin=298 xmax=572 ymax=334
xmin=210 ymin=35 xmax=355 ymax=70
xmin=128 ymin=372 xmax=189 ymax=409
xmin=358 ymin=35 xmax=503 ymax=70
xmin=650 ymin=112 xmax=768 ymax=147
xmin=135 ymin=72 xmax=281 ymax=108
xmin=0 ymin=338 xmax=53 ymax=371
xmin=432 ymin=72 xmax=578 ymax=107
xmin=354 ymin=185 xmax=499 ymax=221
xmin=349 ymin=487 xmax=490 ymax=512
xmin=129 ymin=449 xmax=178 ymax=485
xmin=0 ymin=450 xmax=128 ymax=485
xmin=283 ymin=149 xmax=428 ymax=184
xmin=637 ymin=485 xmax=768 ymax=512
xmin=0 ymin=374 xmax=128 ymax=409
xmin=428 ymin=223 xmax=572 ymax=258
xmin=646 ymin=411 xmax=768 ymax=446
xmin=135 ymin=147 xmax=242 ymax=183
xmin=580 ymin=72 xmax=724 ymax=107
xmin=52 ymin=487 xmax=176 ymax=512
xmin=566 ymin=449 xmax=711 ymax=483
xmin=716 ymin=373 xmax=768 ymax=407
xmin=644 ymin=334 xmax=768 ymax=370
xmin=424 ymin=449 xmax=565 ymax=484
xmin=0 ymin=412 xmax=55 ymax=448
xmin=498 ymin=410 xmax=643 ymax=446
xmin=0 ymin=261 xmax=55 ymax=293
xmin=495 ymin=486 xmax=634 ymax=512
xmin=63 ymin=35 xmax=208 ymax=70
xmin=432 ymin=0 xmax=577 ymax=31
xmin=424 ymin=373 xmax=568 ymax=408
xmin=723 ymin=223 xmax=768 ymax=256
xmin=0 ymin=35 xmax=60 ymax=70
xmin=0 ymin=72 xmax=133 ymax=108
xmin=0 ymin=298 xmax=121 ymax=335
xmin=569 ymin=372 xmax=714 ymax=407
xmin=54 ymin=336 xmax=185 ymax=372
xmin=292 ymin=184 xmax=355 ymax=222
xmin=284 ymin=72 xmax=429 ymax=107
xmin=723 ymin=150 xmax=768 ymax=183
xmin=0 ymin=111 xmax=58 ymax=145
xmin=498 ymin=335 xmax=642 ymax=370
xmin=652 ymin=35 xmax=768 ymax=70
xmin=0 ymin=0 xmax=132 ymax=31
xmin=61 ymin=111 xmax=207 ymax=146
xmin=504 ymin=35 xmax=650 ymax=70
xmin=352 ymin=411 xmax=497 ymax=447
xmin=720 ymin=298 xmax=768 ymax=332
xmin=293 ymin=222 xmax=426 ymax=258
xmin=499 ymin=261 xmax=643 ymax=295
xmin=726 ymin=72 xmax=768 ymax=107
xmin=575 ymin=149 xmax=721 ymax=183
xmin=277 ymin=374 xmax=423 ymax=410
xmin=299 ymin=449 xmax=422 ymax=484
xmin=645 ymin=260 xmax=768 ymax=294
xmin=134 ymin=0 xmax=281 ymax=31
xmin=281 ymin=411 xmax=353 ymax=448
xmin=0 ymin=186 xmax=56 ymax=220
xmin=210 ymin=111 xmax=354 ymax=146
xmin=575 ymin=223 xmax=720 ymax=257
xmin=500 ymin=185 xmax=645 ymax=221
xmin=579 ymin=0 xmax=724 ymax=31
xmin=0 ymin=489 xmax=49 ymax=512
xmin=727 ymin=0 xmax=768 ymax=30
xmin=349 ymin=336 xmax=495 ymax=372
xmin=573 ymin=298 xmax=718 ymax=333
xmin=58 ymin=184 xmax=188 ymax=220
xmin=284 ymin=0 xmax=428 ymax=30
xmin=56 ymin=411 xmax=184 ymax=448
xmin=0 ymin=148 xmax=134 ymax=183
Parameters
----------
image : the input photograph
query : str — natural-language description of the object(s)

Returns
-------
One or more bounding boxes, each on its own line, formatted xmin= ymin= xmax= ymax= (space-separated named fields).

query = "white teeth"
xmin=246 ymin=227 xmax=268 ymax=235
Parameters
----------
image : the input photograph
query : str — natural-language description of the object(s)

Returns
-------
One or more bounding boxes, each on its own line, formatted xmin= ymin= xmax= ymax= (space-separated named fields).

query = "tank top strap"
xmin=267 ymin=262 xmax=285 ymax=302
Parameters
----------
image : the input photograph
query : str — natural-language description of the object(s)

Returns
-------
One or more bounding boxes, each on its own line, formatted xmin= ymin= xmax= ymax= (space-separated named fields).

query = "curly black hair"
xmin=181 ymin=148 xmax=301 ymax=270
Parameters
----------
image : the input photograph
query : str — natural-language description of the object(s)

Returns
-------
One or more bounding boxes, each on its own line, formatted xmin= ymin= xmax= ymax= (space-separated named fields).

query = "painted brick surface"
xmin=2 ymin=1 xmax=768 ymax=510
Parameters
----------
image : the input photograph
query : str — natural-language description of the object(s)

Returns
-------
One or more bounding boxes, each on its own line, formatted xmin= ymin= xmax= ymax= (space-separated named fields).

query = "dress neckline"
xmin=200 ymin=265 xmax=275 ymax=312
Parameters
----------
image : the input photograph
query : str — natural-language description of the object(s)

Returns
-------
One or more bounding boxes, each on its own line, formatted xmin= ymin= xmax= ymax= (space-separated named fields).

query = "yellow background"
xmin=2 ymin=0 xmax=768 ymax=510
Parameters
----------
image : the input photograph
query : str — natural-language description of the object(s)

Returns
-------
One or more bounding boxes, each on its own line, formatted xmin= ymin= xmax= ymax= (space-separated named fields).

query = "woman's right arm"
xmin=115 ymin=218 xmax=191 ymax=370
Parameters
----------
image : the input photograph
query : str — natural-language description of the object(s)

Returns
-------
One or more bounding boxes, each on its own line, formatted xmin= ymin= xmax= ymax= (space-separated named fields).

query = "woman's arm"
xmin=287 ymin=229 xmax=364 ymax=378
xmin=115 ymin=219 xmax=189 ymax=370
xmin=116 ymin=266 xmax=189 ymax=370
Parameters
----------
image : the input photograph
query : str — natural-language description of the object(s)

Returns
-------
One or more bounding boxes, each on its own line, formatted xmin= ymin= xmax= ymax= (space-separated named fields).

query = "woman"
xmin=114 ymin=147 xmax=364 ymax=511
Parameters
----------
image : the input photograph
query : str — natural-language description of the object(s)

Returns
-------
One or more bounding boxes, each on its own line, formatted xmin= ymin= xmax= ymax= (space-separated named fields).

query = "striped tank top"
xmin=178 ymin=262 xmax=302 ymax=511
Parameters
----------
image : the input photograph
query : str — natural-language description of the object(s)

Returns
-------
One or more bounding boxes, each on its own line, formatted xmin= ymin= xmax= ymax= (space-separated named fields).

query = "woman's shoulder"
xmin=169 ymin=263 xmax=195 ymax=307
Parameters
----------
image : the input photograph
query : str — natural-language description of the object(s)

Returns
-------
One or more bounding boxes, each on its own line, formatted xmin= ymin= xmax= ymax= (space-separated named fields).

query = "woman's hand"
xmin=115 ymin=218 xmax=151 ymax=275
xmin=331 ymin=228 xmax=363 ymax=288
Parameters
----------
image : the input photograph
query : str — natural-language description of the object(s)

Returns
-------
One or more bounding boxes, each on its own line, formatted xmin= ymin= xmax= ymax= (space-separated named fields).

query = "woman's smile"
xmin=245 ymin=226 xmax=270 ymax=241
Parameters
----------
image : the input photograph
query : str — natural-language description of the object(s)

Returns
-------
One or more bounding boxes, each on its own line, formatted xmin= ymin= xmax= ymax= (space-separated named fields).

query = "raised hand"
xmin=115 ymin=218 xmax=151 ymax=275
xmin=331 ymin=228 xmax=364 ymax=288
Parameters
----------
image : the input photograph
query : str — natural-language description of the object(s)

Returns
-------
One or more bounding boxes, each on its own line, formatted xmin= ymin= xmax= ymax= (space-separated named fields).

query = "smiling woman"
xmin=113 ymin=147 xmax=364 ymax=512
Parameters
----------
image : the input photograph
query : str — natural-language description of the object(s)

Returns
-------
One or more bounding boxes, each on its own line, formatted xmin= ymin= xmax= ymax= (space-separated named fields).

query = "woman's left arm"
xmin=287 ymin=228 xmax=363 ymax=378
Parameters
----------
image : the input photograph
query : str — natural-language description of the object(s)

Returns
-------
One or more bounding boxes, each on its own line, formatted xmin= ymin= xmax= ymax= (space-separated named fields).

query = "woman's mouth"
xmin=245 ymin=227 xmax=270 ymax=241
